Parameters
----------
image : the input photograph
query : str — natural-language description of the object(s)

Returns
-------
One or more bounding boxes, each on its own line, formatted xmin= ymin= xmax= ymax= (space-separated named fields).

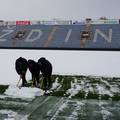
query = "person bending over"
xmin=38 ymin=57 xmax=52 ymax=90
xmin=15 ymin=57 xmax=28 ymax=87
xmin=28 ymin=59 xmax=40 ymax=87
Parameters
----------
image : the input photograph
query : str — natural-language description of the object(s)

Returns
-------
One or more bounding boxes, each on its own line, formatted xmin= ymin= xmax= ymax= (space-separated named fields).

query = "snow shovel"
xmin=40 ymin=77 xmax=43 ymax=89
xmin=16 ymin=75 xmax=21 ymax=89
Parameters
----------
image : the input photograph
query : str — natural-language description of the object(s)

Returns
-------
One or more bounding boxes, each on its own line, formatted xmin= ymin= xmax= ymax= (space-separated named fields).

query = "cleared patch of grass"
xmin=89 ymin=78 xmax=102 ymax=84
xmin=87 ymin=92 xmax=99 ymax=99
xmin=0 ymin=103 xmax=26 ymax=112
xmin=0 ymin=85 xmax=8 ymax=94
xmin=50 ymin=91 xmax=67 ymax=97
xmin=101 ymin=94 xmax=110 ymax=100
xmin=112 ymin=94 xmax=120 ymax=101
xmin=72 ymin=91 xmax=85 ymax=99
xmin=60 ymin=78 xmax=71 ymax=91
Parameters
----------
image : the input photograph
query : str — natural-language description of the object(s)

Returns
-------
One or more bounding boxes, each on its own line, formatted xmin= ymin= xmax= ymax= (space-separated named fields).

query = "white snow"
xmin=51 ymin=77 xmax=61 ymax=90
xmin=0 ymin=109 xmax=29 ymax=120
xmin=96 ymin=84 xmax=113 ymax=97
xmin=98 ymin=101 xmax=113 ymax=120
xmin=50 ymin=100 xmax=85 ymax=120
xmin=66 ymin=78 xmax=95 ymax=98
xmin=101 ymin=109 xmax=113 ymax=120
xmin=65 ymin=77 xmax=120 ymax=98
xmin=50 ymin=101 xmax=68 ymax=120
xmin=110 ymin=85 xmax=120 ymax=93
xmin=4 ymin=85 xmax=44 ymax=99
xmin=66 ymin=80 xmax=82 ymax=98
xmin=0 ymin=110 xmax=18 ymax=120
xmin=0 ymin=95 xmax=8 ymax=99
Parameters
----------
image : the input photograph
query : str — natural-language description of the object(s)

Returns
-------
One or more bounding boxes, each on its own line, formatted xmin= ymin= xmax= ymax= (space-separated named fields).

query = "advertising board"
xmin=16 ymin=21 xmax=31 ymax=25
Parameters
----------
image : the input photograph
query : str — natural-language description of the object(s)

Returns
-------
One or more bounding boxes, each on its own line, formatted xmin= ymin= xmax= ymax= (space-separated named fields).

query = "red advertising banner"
xmin=16 ymin=21 xmax=31 ymax=25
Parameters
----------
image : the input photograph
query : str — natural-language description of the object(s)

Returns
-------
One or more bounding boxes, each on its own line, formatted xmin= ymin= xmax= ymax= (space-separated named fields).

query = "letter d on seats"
xmin=25 ymin=29 xmax=42 ymax=42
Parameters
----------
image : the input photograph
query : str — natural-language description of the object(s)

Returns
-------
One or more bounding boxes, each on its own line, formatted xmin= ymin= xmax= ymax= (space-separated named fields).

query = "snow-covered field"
xmin=49 ymin=75 xmax=120 ymax=101
xmin=0 ymin=75 xmax=120 ymax=119
xmin=1 ymin=74 xmax=120 ymax=100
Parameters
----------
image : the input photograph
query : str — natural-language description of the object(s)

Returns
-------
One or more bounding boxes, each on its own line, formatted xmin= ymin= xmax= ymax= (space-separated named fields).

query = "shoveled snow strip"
xmin=4 ymin=85 xmax=45 ymax=99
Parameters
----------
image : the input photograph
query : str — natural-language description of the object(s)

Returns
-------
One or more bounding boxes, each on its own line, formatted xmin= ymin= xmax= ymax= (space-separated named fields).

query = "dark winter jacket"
xmin=15 ymin=57 xmax=28 ymax=75
xmin=28 ymin=59 xmax=40 ymax=76
xmin=38 ymin=57 xmax=52 ymax=77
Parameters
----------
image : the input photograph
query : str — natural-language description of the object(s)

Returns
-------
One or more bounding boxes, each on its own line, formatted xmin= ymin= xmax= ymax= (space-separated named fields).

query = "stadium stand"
xmin=0 ymin=20 xmax=120 ymax=50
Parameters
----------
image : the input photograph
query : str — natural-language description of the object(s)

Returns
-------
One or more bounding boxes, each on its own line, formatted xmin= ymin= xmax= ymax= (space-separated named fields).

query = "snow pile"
xmin=4 ymin=85 xmax=44 ymax=99
xmin=51 ymin=77 xmax=61 ymax=90
xmin=66 ymin=79 xmax=82 ymax=98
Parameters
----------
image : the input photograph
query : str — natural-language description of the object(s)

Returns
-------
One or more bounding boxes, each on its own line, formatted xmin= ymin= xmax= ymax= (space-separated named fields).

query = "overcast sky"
xmin=0 ymin=0 xmax=120 ymax=84
xmin=0 ymin=0 xmax=120 ymax=20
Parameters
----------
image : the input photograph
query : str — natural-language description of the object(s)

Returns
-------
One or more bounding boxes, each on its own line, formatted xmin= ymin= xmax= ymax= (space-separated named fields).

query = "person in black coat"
xmin=28 ymin=59 xmax=40 ymax=87
xmin=15 ymin=57 xmax=28 ymax=87
xmin=38 ymin=57 xmax=52 ymax=90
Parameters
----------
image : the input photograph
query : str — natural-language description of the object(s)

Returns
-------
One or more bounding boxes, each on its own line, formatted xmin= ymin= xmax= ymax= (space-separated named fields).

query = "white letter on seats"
xmin=25 ymin=29 xmax=42 ymax=42
xmin=0 ymin=29 xmax=14 ymax=41
xmin=93 ymin=29 xmax=112 ymax=43
xmin=65 ymin=29 xmax=72 ymax=43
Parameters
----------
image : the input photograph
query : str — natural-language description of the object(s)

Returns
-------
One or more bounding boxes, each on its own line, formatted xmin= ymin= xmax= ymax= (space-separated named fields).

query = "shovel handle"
xmin=16 ymin=75 xmax=21 ymax=87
